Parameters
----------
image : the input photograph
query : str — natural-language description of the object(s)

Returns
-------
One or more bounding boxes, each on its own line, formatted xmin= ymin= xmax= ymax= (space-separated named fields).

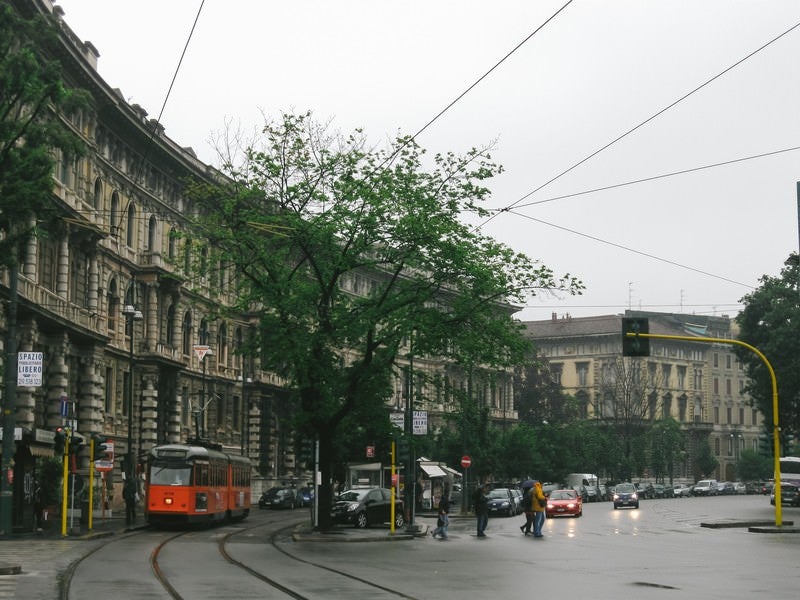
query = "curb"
xmin=700 ymin=519 xmax=795 ymax=530
xmin=0 ymin=562 xmax=21 ymax=576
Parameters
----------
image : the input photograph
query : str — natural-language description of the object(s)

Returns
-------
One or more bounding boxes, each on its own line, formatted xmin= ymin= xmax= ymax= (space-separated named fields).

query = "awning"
xmin=29 ymin=443 xmax=54 ymax=458
xmin=419 ymin=464 xmax=447 ymax=478
xmin=441 ymin=465 xmax=461 ymax=477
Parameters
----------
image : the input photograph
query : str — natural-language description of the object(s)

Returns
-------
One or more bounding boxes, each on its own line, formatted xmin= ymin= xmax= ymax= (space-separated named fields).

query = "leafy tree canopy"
xmin=186 ymin=112 xmax=583 ymax=526
xmin=735 ymin=257 xmax=800 ymax=441
xmin=0 ymin=4 xmax=87 ymax=264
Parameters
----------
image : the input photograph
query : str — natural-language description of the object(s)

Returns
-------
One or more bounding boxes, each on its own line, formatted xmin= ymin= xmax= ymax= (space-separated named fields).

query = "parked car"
xmin=585 ymin=485 xmax=599 ymax=502
xmin=673 ymin=484 xmax=692 ymax=498
xmin=613 ymin=482 xmax=639 ymax=510
xmin=692 ymin=479 xmax=718 ymax=496
xmin=486 ymin=488 xmax=517 ymax=517
xmin=259 ymin=486 xmax=300 ymax=509
xmin=545 ymin=488 xmax=583 ymax=518
xmin=510 ymin=488 xmax=524 ymax=514
xmin=717 ymin=481 xmax=734 ymax=495
xmin=635 ymin=482 xmax=654 ymax=499
xmin=652 ymin=483 xmax=667 ymax=498
xmin=761 ymin=481 xmax=774 ymax=495
xmin=330 ymin=487 xmax=405 ymax=528
xmin=297 ymin=486 xmax=315 ymax=507
xmin=770 ymin=483 xmax=800 ymax=507
xmin=733 ymin=482 xmax=748 ymax=495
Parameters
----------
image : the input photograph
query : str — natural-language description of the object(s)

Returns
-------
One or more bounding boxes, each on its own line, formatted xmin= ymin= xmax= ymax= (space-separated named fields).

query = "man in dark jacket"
xmin=473 ymin=483 xmax=489 ymax=537
xmin=123 ymin=476 xmax=137 ymax=526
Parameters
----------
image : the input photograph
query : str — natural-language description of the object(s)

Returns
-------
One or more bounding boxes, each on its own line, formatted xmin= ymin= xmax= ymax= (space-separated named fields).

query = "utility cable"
xmin=482 ymin=19 xmax=800 ymax=226
xmin=505 ymin=208 xmax=755 ymax=289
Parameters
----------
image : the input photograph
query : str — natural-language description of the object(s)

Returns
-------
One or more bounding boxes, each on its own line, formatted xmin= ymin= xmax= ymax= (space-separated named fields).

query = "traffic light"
xmin=54 ymin=427 xmax=67 ymax=455
xmin=92 ymin=437 xmax=114 ymax=462
xmin=759 ymin=432 xmax=772 ymax=458
xmin=297 ymin=437 xmax=314 ymax=468
xmin=396 ymin=436 xmax=410 ymax=465
xmin=622 ymin=317 xmax=650 ymax=357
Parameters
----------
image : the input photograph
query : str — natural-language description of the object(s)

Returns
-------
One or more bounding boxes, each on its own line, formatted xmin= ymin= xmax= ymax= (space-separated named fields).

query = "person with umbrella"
xmin=531 ymin=480 xmax=547 ymax=537
xmin=519 ymin=479 xmax=535 ymax=535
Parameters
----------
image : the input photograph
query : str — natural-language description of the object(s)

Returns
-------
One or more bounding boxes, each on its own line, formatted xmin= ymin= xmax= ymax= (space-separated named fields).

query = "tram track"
xmin=62 ymin=512 xmax=420 ymax=600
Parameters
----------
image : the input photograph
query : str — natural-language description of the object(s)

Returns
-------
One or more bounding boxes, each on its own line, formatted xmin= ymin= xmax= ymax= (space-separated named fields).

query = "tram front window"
xmin=151 ymin=465 xmax=192 ymax=486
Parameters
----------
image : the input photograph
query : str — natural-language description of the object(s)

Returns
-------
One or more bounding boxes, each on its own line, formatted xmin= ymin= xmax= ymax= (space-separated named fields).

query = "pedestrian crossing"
xmin=0 ymin=539 xmax=78 ymax=599
xmin=0 ymin=577 xmax=15 ymax=600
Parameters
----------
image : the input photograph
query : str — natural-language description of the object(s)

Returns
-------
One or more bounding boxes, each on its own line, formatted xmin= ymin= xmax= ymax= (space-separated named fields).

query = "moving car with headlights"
xmin=613 ymin=482 xmax=639 ymax=509
xmin=330 ymin=487 xmax=405 ymax=528
xmin=545 ymin=488 xmax=582 ymax=518
xmin=486 ymin=488 xmax=517 ymax=517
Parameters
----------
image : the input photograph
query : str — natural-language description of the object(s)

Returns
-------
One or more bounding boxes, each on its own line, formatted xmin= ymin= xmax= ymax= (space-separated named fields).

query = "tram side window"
xmin=196 ymin=463 xmax=210 ymax=486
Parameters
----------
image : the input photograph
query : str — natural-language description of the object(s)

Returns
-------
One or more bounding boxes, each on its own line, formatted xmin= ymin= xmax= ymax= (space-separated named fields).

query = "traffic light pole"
xmin=625 ymin=329 xmax=783 ymax=526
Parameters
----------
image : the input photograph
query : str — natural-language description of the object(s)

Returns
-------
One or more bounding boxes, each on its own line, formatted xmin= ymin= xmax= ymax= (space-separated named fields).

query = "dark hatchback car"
xmin=770 ymin=484 xmax=800 ymax=507
xmin=613 ymin=482 xmax=640 ymax=510
xmin=486 ymin=488 xmax=517 ymax=517
xmin=258 ymin=486 xmax=300 ymax=509
xmin=330 ymin=487 xmax=405 ymax=528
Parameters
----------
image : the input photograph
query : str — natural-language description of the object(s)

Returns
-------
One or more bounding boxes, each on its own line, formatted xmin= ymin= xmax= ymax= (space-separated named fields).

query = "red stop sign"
xmin=461 ymin=455 xmax=471 ymax=468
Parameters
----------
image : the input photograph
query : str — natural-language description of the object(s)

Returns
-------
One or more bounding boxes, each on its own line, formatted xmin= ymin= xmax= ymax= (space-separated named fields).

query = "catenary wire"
xmin=115 ymin=0 xmax=206 ymax=232
xmin=505 ymin=207 xmax=755 ymax=289
xmin=481 ymin=18 xmax=800 ymax=226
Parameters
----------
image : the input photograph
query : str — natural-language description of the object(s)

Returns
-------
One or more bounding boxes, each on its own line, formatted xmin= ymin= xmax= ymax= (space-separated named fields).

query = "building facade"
xmin=524 ymin=311 xmax=763 ymax=482
xmin=0 ymin=0 xmax=517 ymax=531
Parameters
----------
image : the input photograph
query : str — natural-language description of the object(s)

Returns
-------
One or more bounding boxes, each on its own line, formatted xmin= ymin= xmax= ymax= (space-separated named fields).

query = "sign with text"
xmin=389 ymin=412 xmax=404 ymax=430
xmin=412 ymin=410 xmax=428 ymax=435
xmin=17 ymin=352 xmax=43 ymax=386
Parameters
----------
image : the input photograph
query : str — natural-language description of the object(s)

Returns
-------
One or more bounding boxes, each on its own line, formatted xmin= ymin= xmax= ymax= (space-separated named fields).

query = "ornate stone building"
xmin=524 ymin=311 xmax=763 ymax=482
xmin=0 ymin=0 xmax=517 ymax=530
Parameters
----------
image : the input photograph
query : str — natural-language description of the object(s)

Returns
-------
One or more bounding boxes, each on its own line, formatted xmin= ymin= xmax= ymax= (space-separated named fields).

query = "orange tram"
xmin=146 ymin=443 xmax=251 ymax=527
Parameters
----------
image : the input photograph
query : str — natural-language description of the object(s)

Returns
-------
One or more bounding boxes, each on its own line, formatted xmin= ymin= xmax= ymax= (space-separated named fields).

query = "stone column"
xmin=23 ymin=217 xmax=37 ymax=279
xmin=146 ymin=283 xmax=158 ymax=352
xmin=45 ymin=334 xmax=71 ymax=430
xmin=77 ymin=346 xmax=105 ymax=436
xmin=139 ymin=372 xmax=159 ymax=459
xmin=56 ymin=235 xmax=69 ymax=298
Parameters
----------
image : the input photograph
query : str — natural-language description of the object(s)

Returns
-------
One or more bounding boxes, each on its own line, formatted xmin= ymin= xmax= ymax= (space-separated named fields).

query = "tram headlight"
xmin=164 ymin=497 xmax=173 ymax=505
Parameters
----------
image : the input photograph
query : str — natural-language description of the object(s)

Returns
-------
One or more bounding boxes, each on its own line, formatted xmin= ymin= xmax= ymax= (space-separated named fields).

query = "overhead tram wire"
xmin=480 ymin=18 xmax=800 ymax=228
xmin=366 ymin=0 xmax=575 ymax=176
xmin=115 ymin=0 xmax=206 ymax=233
xmin=512 ymin=144 xmax=800 ymax=210
xmin=506 ymin=208 xmax=755 ymax=289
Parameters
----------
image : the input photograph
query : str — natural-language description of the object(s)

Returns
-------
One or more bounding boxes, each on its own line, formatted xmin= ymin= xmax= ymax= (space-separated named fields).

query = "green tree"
xmin=186 ymin=112 xmax=583 ymax=528
xmin=695 ymin=439 xmax=718 ymax=479
xmin=0 ymin=4 xmax=87 ymax=265
xmin=648 ymin=418 xmax=683 ymax=484
xmin=737 ymin=448 xmax=772 ymax=482
xmin=735 ymin=257 xmax=800 ymax=441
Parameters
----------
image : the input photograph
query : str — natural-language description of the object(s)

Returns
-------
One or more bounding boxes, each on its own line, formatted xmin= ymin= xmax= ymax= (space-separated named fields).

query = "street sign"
xmin=94 ymin=460 xmax=114 ymax=473
xmin=461 ymin=455 xmax=471 ymax=468
xmin=193 ymin=344 xmax=211 ymax=361
xmin=412 ymin=410 xmax=428 ymax=435
xmin=389 ymin=412 xmax=404 ymax=430
xmin=17 ymin=351 xmax=43 ymax=386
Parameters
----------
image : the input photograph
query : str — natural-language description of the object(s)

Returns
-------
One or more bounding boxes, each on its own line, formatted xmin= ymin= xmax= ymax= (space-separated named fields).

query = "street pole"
xmin=1 ymin=256 xmax=19 ymax=536
xmin=122 ymin=303 xmax=142 ymax=481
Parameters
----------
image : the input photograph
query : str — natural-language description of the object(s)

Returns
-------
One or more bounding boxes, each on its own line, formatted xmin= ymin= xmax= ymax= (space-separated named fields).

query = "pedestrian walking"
xmin=473 ymin=482 xmax=489 ymax=537
xmin=519 ymin=484 xmax=534 ymax=535
xmin=431 ymin=495 xmax=450 ymax=539
xmin=123 ymin=476 xmax=137 ymax=526
xmin=531 ymin=480 xmax=547 ymax=538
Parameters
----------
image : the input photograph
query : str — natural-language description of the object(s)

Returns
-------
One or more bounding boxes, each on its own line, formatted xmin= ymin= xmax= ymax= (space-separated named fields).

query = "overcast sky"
xmin=55 ymin=0 xmax=800 ymax=322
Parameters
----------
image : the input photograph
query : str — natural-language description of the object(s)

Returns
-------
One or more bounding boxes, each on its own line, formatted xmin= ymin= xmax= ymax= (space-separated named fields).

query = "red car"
xmin=545 ymin=488 xmax=583 ymax=518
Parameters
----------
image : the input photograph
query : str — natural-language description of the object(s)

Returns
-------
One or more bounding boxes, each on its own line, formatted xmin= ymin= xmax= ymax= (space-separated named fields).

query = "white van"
xmin=565 ymin=473 xmax=599 ymax=502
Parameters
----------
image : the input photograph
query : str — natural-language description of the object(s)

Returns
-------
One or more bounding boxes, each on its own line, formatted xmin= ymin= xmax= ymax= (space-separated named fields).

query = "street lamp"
xmin=122 ymin=303 xmax=143 ymax=481
xmin=199 ymin=347 xmax=213 ymax=440
xmin=730 ymin=432 xmax=743 ymax=478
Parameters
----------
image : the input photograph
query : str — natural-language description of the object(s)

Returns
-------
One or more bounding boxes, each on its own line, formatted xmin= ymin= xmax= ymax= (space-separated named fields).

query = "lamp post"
xmin=730 ymin=432 xmax=743 ymax=478
xmin=121 ymin=303 xmax=143 ymax=481
xmin=195 ymin=346 xmax=213 ymax=441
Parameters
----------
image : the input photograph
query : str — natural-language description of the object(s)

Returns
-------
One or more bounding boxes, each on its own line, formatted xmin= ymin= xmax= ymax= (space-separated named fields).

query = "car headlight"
xmin=346 ymin=503 xmax=359 ymax=512
xmin=632 ymin=493 xmax=638 ymax=499
xmin=613 ymin=494 xmax=619 ymax=500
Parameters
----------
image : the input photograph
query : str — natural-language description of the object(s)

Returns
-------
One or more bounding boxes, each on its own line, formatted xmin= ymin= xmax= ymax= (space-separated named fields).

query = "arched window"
xmin=217 ymin=322 xmax=228 ymax=369
xmin=168 ymin=228 xmax=177 ymax=259
xmin=110 ymin=192 xmax=120 ymax=237
xmin=148 ymin=215 xmax=158 ymax=251
xmin=107 ymin=279 xmax=118 ymax=332
xmin=182 ymin=312 xmax=192 ymax=356
xmin=127 ymin=203 xmax=136 ymax=247
xmin=166 ymin=302 xmax=175 ymax=346
xmin=198 ymin=318 xmax=209 ymax=345
xmin=93 ymin=178 xmax=103 ymax=209
xmin=234 ymin=327 xmax=243 ymax=372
